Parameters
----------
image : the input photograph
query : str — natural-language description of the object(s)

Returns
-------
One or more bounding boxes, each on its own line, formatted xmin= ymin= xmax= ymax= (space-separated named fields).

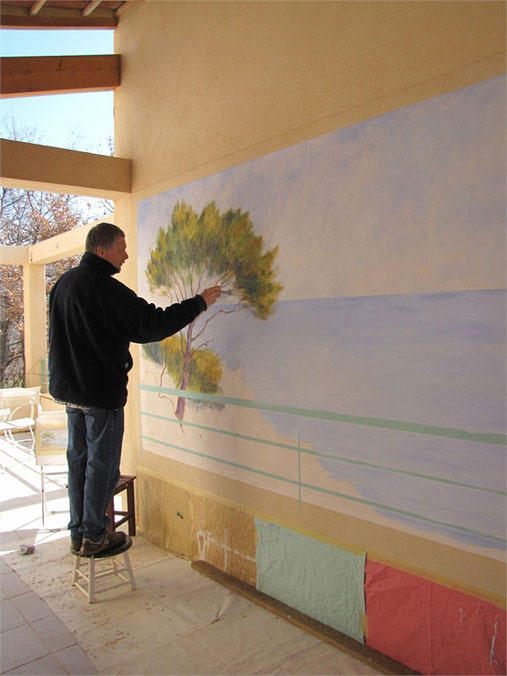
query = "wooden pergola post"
xmin=22 ymin=261 xmax=46 ymax=387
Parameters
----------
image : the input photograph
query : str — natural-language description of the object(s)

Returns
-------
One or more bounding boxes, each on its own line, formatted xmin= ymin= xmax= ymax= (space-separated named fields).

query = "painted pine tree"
xmin=144 ymin=200 xmax=283 ymax=420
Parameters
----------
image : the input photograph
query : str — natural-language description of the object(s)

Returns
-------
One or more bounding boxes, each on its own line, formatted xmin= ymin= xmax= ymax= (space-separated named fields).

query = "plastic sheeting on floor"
xmin=2 ymin=531 xmax=380 ymax=675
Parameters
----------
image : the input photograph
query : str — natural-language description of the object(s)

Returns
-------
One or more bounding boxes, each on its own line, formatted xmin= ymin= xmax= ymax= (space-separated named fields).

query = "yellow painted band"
xmin=360 ymin=612 xmax=369 ymax=638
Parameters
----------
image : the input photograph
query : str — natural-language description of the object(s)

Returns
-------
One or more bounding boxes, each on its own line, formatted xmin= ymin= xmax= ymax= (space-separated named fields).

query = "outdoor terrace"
xmin=0 ymin=430 xmax=383 ymax=675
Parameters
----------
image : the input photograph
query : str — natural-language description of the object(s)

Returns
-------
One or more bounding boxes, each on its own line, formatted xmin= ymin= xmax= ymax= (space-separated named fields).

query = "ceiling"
xmin=0 ymin=0 xmax=137 ymax=28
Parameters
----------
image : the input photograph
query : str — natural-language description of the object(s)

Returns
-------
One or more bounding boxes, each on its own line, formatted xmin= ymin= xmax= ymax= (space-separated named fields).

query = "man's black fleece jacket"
xmin=48 ymin=252 xmax=207 ymax=409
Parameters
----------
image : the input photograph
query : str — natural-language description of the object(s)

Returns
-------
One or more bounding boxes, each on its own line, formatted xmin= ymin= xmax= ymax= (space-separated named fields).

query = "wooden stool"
xmin=106 ymin=474 xmax=136 ymax=535
xmin=71 ymin=538 xmax=136 ymax=603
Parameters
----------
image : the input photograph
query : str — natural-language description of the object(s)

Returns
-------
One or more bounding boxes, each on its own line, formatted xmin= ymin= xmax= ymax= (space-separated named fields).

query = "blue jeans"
xmin=66 ymin=406 xmax=124 ymax=541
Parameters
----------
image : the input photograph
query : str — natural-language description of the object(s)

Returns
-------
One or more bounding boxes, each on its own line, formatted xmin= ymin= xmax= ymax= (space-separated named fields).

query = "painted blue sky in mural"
xmin=139 ymin=75 xmax=505 ymax=303
xmin=138 ymin=76 xmax=506 ymax=552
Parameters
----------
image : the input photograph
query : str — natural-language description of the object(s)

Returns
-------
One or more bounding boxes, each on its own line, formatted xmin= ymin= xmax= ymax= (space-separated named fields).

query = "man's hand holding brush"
xmin=200 ymin=286 xmax=222 ymax=308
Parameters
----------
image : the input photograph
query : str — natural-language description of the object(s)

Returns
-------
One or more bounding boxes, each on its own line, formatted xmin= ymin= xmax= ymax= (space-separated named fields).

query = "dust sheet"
xmin=255 ymin=518 xmax=366 ymax=642
xmin=364 ymin=560 xmax=506 ymax=675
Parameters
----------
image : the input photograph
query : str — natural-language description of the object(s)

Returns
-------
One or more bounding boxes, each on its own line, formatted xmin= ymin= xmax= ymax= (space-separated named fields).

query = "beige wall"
xmin=113 ymin=0 xmax=506 ymax=604
xmin=114 ymin=0 xmax=505 ymax=195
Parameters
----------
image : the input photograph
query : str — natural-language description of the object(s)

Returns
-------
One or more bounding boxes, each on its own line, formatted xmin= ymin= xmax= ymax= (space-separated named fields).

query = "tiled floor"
xmin=0 ymin=434 xmax=382 ymax=675
xmin=1 ymin=438 xmax=97 ymax=674
xmin=1 ymin=559 xmax=96 ymax=674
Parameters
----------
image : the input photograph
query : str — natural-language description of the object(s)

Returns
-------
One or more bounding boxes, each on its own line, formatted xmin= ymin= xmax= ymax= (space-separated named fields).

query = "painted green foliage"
xmin=143 ymin=200 xmax=283 ymax=419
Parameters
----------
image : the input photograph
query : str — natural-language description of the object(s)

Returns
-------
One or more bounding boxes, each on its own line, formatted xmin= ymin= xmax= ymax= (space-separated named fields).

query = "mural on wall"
xmin=143 ymin=201 xmax=283 ymax=420
xmin=138 ymin=75 xmax=506 ymax=558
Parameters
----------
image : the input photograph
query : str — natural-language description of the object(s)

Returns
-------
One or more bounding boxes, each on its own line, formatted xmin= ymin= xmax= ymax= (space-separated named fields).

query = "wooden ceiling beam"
xmin=0 ymin=5 xmax=118 ymax=28
xmin=30 ymin=0 xmax=48 ymax=15
xmin=0 ymin=54 xmax=121 ymax=98
xmin=114 ymin=0 xmax=137 ymax=17
xmin=0 ymin=139 xmax=132 ymax=199
xmin=82 ymin=1 xmax=103 ymax=17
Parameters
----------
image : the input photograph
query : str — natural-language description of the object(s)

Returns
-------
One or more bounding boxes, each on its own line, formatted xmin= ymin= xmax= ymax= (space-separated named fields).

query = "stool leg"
xmin=126 ymin=482 xmax=136 ymax=536
xmin=123 ymin=552 xmax=137 ymax=591
xmin=72 ymin=556 xmax=79 ymax=586
xmin=106 ymin=497 xmax=115 ymax=532
xmin=88 ymin=557 xmax=95 ymax=603
xmin=72 ymin=549 xmax=135 ymax=603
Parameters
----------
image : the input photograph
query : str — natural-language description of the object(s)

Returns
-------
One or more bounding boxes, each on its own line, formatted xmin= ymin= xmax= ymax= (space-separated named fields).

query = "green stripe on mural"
xmin=141 ymin=433 xmax=506 ymax=544
xmin=142 ymin=434 xmax=301 ymax=487
xmin=139 ymin=410 xmax=506 ymax=496
xmin=139 ymin=384 xmax=506 ymax=445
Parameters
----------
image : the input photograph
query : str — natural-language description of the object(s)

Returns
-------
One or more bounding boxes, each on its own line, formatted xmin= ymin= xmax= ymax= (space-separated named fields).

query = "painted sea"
xmin=157 ymin=287 xmax=505 ymax=551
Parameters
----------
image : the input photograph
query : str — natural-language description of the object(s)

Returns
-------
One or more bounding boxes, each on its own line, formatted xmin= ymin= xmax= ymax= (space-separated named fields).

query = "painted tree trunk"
xmin=175 ymin=386 xmax=187 ymax=420
xmin=175 ymin=322 xmax=195 ymax=420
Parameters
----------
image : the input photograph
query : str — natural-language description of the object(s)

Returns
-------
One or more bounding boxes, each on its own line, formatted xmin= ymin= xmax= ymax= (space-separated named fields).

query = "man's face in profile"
xmin=97 ymin=236 xmax=129 ymax=272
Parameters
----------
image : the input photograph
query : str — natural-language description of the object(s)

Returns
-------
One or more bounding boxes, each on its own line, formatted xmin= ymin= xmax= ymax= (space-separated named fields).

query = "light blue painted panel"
xmin=255 ymin=518 xmax=366 ymax=642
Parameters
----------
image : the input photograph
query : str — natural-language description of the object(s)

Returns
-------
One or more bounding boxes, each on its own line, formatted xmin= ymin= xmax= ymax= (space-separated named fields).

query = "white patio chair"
xmin=35 ymin=410 xmax=68 ymax=529
xmin=0 ymin=388 xmax=40 ymax=456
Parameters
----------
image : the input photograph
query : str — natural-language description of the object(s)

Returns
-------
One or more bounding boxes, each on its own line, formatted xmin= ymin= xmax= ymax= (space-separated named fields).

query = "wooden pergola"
xmin=0 ymin=0 xmax=133 ymax=28
xmin=0 ymin=0 xmax=135 ymax=386
xmin=0 ymin=0 xmax=134 ymax=196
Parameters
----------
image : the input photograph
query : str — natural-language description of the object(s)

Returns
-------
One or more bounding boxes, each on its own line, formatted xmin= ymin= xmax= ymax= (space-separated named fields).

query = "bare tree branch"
xmin=192 ymin=307 xmax=239 ymax=341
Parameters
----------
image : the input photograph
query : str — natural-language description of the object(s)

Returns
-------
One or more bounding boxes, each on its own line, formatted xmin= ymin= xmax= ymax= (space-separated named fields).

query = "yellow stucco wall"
xmin=113 ymin=0 xmax=506 ymax=606
xmin=114 ymin=1 xmax=505 ymax=196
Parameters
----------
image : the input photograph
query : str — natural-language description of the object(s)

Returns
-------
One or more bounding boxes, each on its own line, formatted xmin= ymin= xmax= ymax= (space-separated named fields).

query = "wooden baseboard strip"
xmin=191 ymin=560 xmax=419 ymax=675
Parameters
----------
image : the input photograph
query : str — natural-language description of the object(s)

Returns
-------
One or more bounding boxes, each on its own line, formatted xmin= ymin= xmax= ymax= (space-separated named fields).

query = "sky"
xmin=0 ymin=29 xmax=114 ymax=153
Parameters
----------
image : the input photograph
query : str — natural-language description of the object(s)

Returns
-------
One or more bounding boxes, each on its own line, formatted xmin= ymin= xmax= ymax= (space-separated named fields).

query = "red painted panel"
xmin=364 ymin=560 xmax=506 ymax=675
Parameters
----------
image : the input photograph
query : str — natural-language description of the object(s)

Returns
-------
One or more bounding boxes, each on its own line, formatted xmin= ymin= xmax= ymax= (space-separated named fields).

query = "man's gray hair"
xmin=85 ymin=222 xmax=126 ymax=253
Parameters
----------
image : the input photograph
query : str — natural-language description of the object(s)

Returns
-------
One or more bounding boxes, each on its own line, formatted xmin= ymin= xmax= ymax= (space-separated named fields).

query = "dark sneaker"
xmin=70 ymin=536 xmax=82 ymax=555
xmin=80 ymin=530 xmax=130 ymax=556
